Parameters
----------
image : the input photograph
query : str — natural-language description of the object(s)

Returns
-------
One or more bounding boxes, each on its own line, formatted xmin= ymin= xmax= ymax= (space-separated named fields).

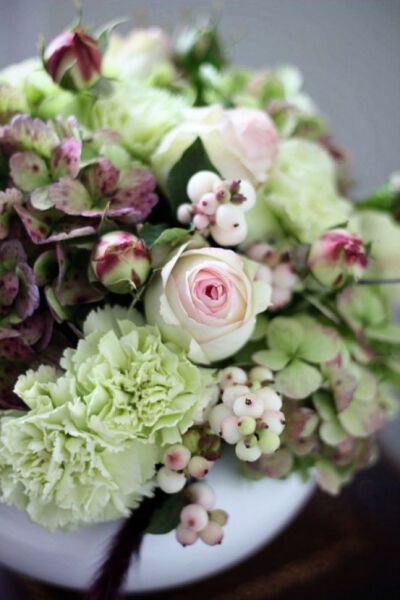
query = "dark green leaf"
xmin=145 ymin=491 xmax=186 ymax=535
xmin=166 ymin=137 xmax=219 ymax=213
xmin=139 ymin=223 xmax=168 ymax=248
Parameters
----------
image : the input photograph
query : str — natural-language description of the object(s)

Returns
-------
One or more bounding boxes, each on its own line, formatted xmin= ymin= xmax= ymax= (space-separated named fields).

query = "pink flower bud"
xmin=163 ymin=444 xmax=191 ymax=471
xmin=176 ymin=524 xmax=198 ymax=547
xmin=186 ymin=482 xmax=216 ymax=510
xmin=187 ymin=456 xmax=213 ymax=479
xmin=44 ymin=29 xmax=102 ymax=91
xmin=91 ymin=231 xmax=151 ymax=293
xmin=308 ymin=229 xmax=368 ymax=288
xmin=199 ymin=521 xmax=224 ymax=545
xmin=180 ymin=503 xmax=209 ymax=532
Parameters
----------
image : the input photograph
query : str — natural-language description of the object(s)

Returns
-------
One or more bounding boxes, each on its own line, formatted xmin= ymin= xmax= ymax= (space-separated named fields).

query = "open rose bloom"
xmin=0 ymin=13 xmax=398 ymax=597
xmin=145 ymin=246 xmax=271 ymax=364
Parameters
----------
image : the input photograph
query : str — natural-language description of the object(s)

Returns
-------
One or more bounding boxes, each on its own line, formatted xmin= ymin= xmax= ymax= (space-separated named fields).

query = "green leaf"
xmin=267 ymin=317 xmax=304 ymax=356
xmin=166 ymin=137 xmax=219 ymax=213
xmin=275 ymin=359 xmax=322 ymax=400
xmin=252 ymin=349 xmax=289 ymax=371
xmin=153 ymin=227 xmax=191 ymax=247
xmin=233 ymin=339 xmax=266 ymax=366
xmin=96 ymin=18 xmax=129 ymax=55
xmin=139 ymin=223 xmax=168 ymax=248
xmin=145 ymin=492 xmax=186 ymax=535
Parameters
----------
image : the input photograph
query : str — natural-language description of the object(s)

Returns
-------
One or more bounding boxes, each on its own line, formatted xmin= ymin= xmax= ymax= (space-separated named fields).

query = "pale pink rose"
xmin=153 ymin=105 xmax=279 ymax=187
xmin=145 ymin=246 xmax=271 ymax=364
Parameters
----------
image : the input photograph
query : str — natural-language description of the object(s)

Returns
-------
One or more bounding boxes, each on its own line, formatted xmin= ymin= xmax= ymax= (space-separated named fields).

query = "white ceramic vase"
xmin=0 ymin=454 xmax=314 ymax=593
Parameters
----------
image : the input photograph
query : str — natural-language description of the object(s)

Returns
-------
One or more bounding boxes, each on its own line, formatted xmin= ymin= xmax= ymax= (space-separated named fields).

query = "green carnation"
xmin=0 ymin=366 xmax=158 ymax=530
xmin=264 ymin=139 xmax=350 ymax=242
xmin=0 ymin=307 xmax=215 ymax=530
xmin=89 ymin=84 xmax=186 ymax=161
xmin=61 ymin=306 xmax=216 ymax=446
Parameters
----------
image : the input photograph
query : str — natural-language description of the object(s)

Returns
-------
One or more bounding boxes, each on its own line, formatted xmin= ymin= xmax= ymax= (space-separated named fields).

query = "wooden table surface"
xmin=4 ymin=457 xmax=400 ymax=600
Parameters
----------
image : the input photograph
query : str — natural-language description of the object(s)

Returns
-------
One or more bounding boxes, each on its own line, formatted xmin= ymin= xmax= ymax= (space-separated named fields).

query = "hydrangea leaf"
xmin=51 ymin=138 xmax=82 ymax=179
xmin=325 ymin=364 xmax=357 ymax=413
xmin=30 ymin=186 xmax=53 ymax=210
xmin=296 ymin=319 xmax=340 ymax=364
xmin=252 ymin=349 xmax=289 ymax=370
xmin=33 ymin=250 xmax=58 ymax=286
xmin=315 ymin=459 xmax=344 ymax=495
xmin=320 ymin=420 xmax=348 ymax=446
xmin=275 ymin=359 xmax=322 ymax=400
xmin=0 ymin=188 xmax=23 ymax=239
xmin=9 ymin=152 xmax=50 ymax=192
xmin=267 ymin=317 xmax=304 ymax=356
xmin=284 ymin=404 xmax=319 ymax=440
xmin=14 ymin=263 xmax=40 ymax=320
xmin=2 ymin=114 xmax=59 ymax=158
xmin=49 ymin=177 xmax=93 ymax=215
xmin=313 ymin=390 xmax=338 ymax=421
xmin=81 ymin=157 xmax=119 ymax=197
xmin=255 ymin=448 xmax=294 ymax=478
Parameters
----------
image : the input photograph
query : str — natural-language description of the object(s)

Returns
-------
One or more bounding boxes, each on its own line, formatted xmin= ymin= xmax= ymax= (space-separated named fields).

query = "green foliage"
xmin=166 ymin=137 xmax=218 ymax=213
xmin=146 ymin=491 xmax=186 ymax=534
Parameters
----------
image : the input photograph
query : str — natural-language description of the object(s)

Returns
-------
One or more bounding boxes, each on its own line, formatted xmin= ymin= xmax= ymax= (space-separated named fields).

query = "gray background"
xmin=0 ymin=0 xmax=399 ymax=197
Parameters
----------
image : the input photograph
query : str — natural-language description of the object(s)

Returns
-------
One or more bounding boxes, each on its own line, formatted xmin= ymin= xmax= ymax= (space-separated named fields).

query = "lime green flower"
xmin=90 ymin=84 xmax=186 ymax=161
xmin=263 ymin=139 xmax=350 ymax=242
xmin=61 ymin=306 xmax=216 ymax=445
xmin=0 ymin=365 xmax=158 ymax=530
xmin=0 ymin=307 xmax=215 ymax=530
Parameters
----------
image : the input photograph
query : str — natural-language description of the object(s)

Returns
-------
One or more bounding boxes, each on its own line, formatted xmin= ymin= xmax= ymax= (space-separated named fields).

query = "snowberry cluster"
xmin=175 ymin=482 xmax=228 ymax=547
xmin=246 ymin=242 xmax=301 ymax=310
xmin=177 ymin=170 xmax=256 ymax=246
xmin=208 ymin=366 xmax=285 ymax=462
xmin=157 ymin=443 xmax=216 ymax=494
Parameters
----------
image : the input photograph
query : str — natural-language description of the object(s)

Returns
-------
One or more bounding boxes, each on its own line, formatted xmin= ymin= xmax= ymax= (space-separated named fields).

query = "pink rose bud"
xmin=91 ymin=231 xmax=151 ymax=294
xmin=44 ymin=28 xmax=102 ymax=91
xmin=308 ymin=228 xmax=368 ymax=288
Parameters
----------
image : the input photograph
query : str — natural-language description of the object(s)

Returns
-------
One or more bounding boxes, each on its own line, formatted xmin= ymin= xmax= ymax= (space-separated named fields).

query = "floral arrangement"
xmin=0 ymin=10 xmax=399 ymax=598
